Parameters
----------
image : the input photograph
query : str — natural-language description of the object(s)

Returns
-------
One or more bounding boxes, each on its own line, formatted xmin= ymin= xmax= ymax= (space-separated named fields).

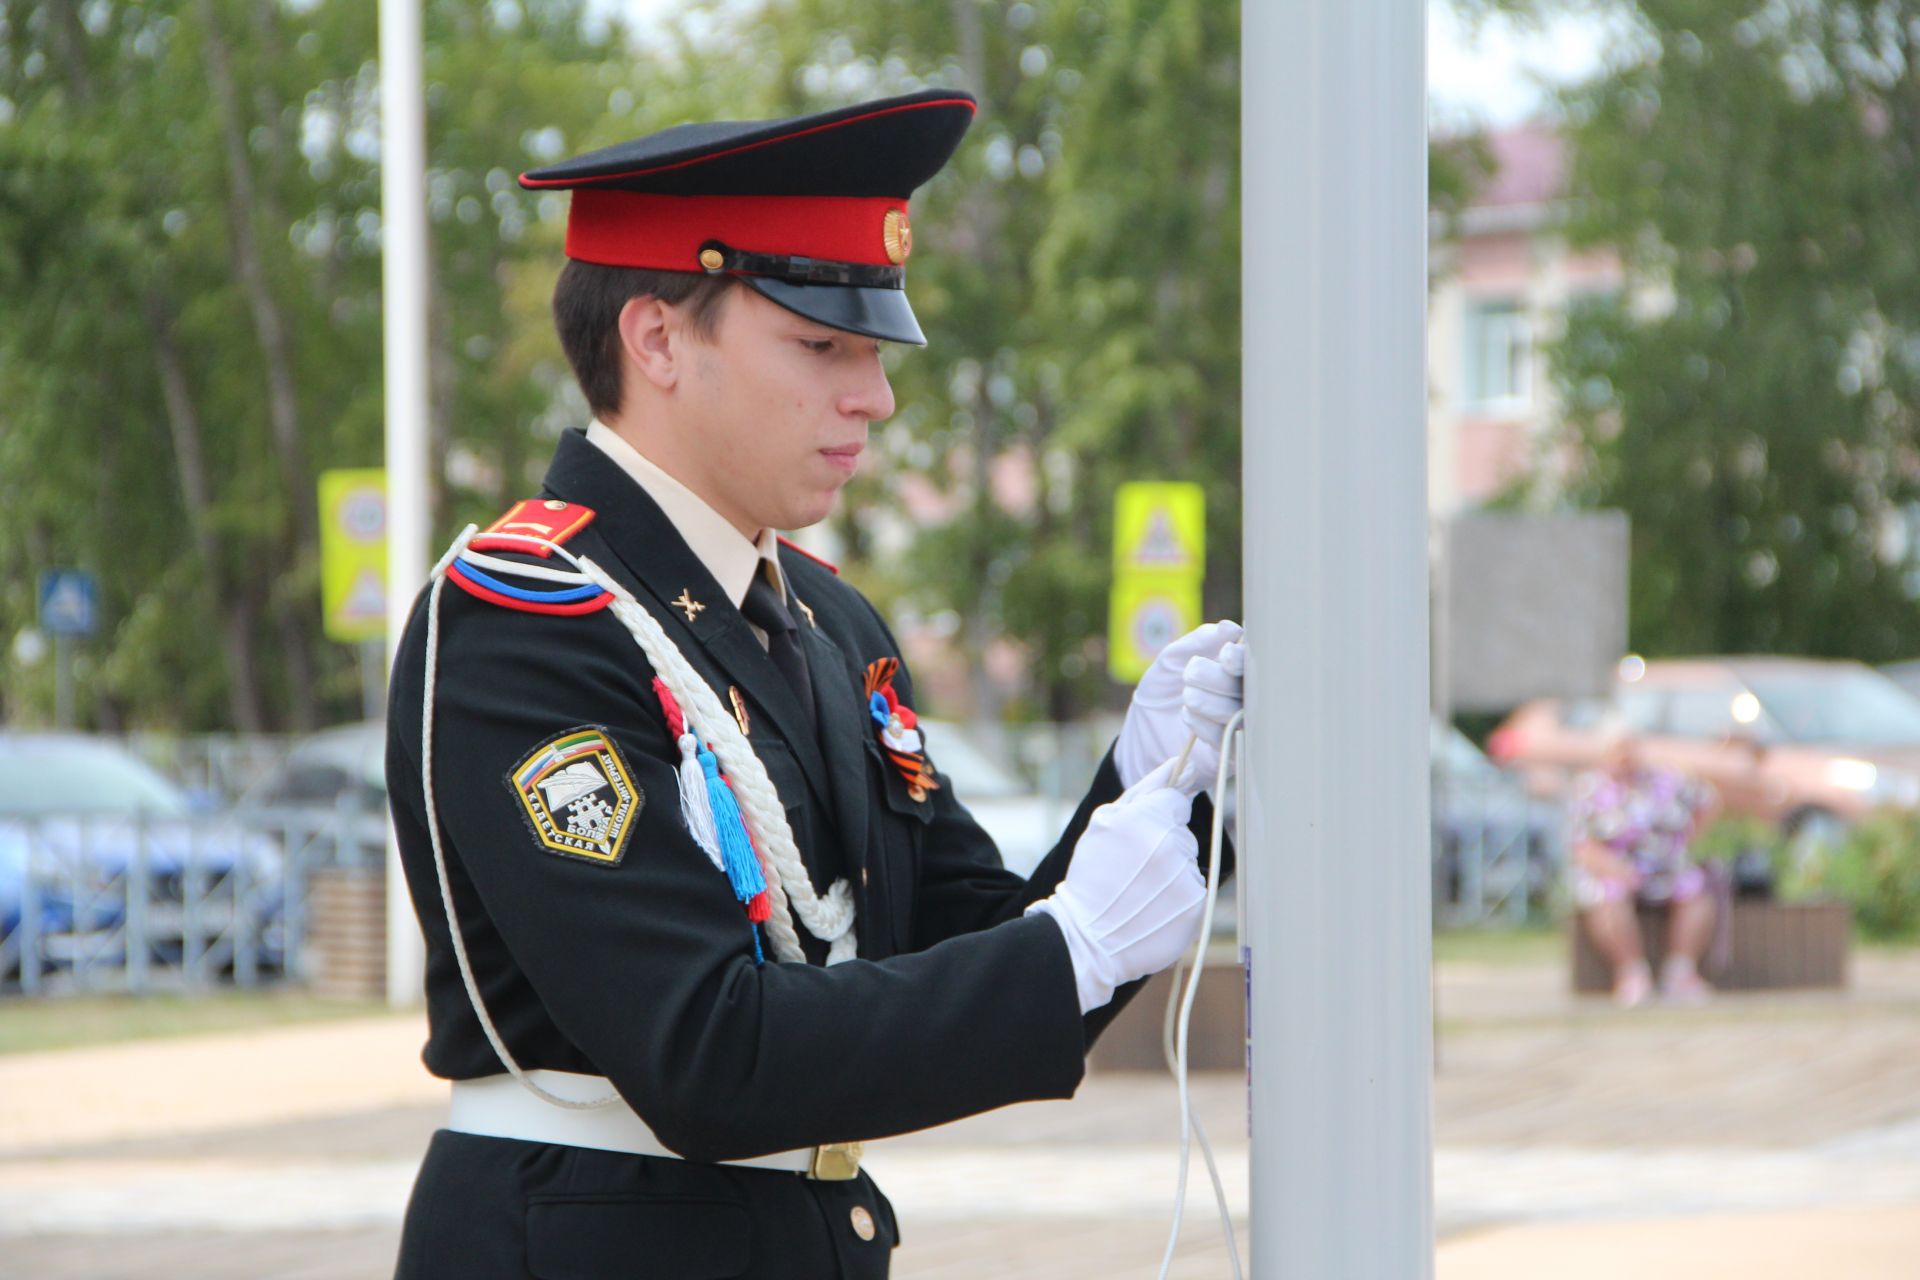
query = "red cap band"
xmin=564 ymin=191 xmax=907 ymax=272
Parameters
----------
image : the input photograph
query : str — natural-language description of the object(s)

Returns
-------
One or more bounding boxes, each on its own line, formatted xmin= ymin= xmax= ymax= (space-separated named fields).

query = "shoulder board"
xmin=777 ymin=535 xmax=838 ymax=575
xmin=447 ymin=498 xmax=612 ymax=616
xmin=469 ymin=499 xmax=597 ymax=559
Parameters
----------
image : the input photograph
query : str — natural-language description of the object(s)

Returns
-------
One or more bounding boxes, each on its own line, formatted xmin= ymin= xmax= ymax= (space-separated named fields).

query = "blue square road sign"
xmin=38 ymin=571 xmax=98 ymax=637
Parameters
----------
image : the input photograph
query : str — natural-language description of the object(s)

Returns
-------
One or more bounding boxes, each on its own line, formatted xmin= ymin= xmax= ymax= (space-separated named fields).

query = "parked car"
xmin=918 ymin=719 xmax=1062 ymax=876
xmin=246 ymin=720 xmax=386 ymax=813
xmin=1878 ymin=657 xmax=1920 ymax=704
xmin=1489 ymin=656 xmax=1920 ymax=847
xmin=0 ymin=733 xmax=283 ymax=978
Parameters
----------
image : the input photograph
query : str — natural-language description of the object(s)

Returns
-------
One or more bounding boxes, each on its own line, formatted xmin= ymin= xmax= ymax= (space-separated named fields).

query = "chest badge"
xmin=863 ymin=658 xmax=940 ymax=803
xmin=507 ymin=728 xmax=642 ymax=866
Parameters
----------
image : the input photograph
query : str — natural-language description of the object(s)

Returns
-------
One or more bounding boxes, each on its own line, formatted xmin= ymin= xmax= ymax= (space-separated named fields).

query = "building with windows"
xmin=1428 ymin=123 xmax=1624 ymax=517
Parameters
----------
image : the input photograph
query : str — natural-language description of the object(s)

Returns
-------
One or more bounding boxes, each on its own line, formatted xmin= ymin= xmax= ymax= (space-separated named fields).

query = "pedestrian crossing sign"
xmin=1113 ymin=483 xmax=1205 ymax=576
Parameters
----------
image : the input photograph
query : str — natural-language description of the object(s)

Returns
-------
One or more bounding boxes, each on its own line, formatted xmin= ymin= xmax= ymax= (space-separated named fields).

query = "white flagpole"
xmin=1241 ymin=0 xmax=1434 ymax=1272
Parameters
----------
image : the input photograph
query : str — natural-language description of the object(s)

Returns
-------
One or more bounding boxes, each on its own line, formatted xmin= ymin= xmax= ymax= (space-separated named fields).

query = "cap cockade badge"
xmin=863 ymin=657 xmax=939 ymax=803
xmin=882 ymin=208 xmax=912 ymax=265
xmin=508 ymin=728 xmax=643 ymax=866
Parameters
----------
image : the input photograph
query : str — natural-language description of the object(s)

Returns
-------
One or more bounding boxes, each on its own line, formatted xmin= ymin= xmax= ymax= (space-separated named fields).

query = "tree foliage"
xmin=1542 ymin=0 xmax=1920 ymax=660
xmin=0 ymin=0 xmax=665 ymax=729
xmin=0 ymin=0 xmax=1256 ymax=731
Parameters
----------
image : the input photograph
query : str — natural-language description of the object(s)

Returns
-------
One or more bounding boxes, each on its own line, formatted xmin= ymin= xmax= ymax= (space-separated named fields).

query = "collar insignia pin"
xmin=672 ymin=589 xmax=705 ymax=623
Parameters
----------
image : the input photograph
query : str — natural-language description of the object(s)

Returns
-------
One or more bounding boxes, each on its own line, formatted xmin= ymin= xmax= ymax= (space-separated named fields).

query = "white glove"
xmin=1028 ymin=759 xmax=1207 ymax=1013
xmin=1115 ymin=620 xmax=1246 ymax=793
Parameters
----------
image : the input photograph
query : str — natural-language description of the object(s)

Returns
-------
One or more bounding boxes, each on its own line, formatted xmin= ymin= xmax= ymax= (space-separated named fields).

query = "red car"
xmin=1489 ymin=656 xmax=1920 ymax=845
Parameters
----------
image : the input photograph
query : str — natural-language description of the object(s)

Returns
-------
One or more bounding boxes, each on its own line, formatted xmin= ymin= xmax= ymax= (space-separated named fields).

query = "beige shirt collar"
xmin=585 ymin=421 xmax=787 ymax=609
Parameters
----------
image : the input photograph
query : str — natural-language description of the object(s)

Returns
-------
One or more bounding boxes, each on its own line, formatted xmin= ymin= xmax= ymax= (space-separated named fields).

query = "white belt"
xmin=447 ymin=1070 xmax=836 ymax=1176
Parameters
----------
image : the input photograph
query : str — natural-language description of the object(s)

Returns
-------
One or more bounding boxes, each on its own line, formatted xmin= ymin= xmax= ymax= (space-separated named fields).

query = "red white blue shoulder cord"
xmin=417 ymin=524 xmax=859 ymax=1110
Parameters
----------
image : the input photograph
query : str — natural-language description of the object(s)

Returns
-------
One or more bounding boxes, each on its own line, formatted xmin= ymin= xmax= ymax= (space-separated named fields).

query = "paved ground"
xmin=4 ymin=953 xmax=1918 ymax=1277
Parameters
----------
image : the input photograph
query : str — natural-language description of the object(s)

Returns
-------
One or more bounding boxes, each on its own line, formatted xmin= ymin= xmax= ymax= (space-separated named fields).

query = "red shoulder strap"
xmin=469 ymin=500 xmax=597 ymax=559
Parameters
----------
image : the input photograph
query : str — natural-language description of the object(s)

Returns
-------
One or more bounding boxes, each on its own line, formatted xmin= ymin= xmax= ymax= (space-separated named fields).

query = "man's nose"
xmin=841 ymin=354 xmax=895 ymax=423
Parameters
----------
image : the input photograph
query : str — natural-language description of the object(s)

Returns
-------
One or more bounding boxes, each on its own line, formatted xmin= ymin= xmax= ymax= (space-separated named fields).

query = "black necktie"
xmin=742 ymin=571 xmax=816 ymax=736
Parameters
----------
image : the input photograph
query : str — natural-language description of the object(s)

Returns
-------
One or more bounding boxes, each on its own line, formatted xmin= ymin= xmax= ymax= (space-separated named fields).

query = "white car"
xmin=918 ymin=719 xmax=1065 ymax=877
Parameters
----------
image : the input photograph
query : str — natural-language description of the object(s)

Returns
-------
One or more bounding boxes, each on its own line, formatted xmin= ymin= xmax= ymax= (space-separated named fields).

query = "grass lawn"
xmin=1432 ymin=923 xmax=1565 ymax=967
xmin=0 ymin=990 xmax=389 ymax=1056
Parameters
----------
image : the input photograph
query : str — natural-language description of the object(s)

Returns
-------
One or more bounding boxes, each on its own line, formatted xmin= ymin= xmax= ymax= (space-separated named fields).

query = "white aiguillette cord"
xmin=417 ymin=524 xmax=858 ymax=1113
xmin=1157 ymin=712 xmax=1247 ymax=1280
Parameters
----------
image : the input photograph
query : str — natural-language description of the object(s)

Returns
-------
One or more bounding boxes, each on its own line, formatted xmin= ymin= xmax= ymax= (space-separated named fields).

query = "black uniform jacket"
xmin=385 ymin=428 xmax=1222 ymax=1279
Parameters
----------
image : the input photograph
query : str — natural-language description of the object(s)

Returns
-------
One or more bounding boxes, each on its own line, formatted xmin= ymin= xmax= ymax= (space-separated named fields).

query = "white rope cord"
xmin=455 ymin=544 xmax=601 ymax=585
xmin=588 ymin=568 xmax=858 ymax=965
xmin=1157 ymin=711 xmax=1248 ymax=1280
xmin=421 ymin=528 xmax=616 ymax=1110
xmin=474 ymin=531 xmax=848 ymax=965
xmin=427 ymin=524 xmax=853 ymax=1000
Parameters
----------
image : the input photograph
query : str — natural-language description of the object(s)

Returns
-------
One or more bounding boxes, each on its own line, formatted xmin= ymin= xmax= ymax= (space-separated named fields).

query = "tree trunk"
xmin=198 ymin=0 xmax=319 ymax=729
xmin=144 ymin=292 xmax=268 ymax=733
xmin=48 ymin=0 xmax=91 ymax=103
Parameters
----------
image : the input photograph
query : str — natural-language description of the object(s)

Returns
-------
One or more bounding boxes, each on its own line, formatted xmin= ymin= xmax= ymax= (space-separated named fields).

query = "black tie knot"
xmin=741 ymin=569 xmax=815 ymax=736
xmin=742 ymin=574 xmax=796 ymax=636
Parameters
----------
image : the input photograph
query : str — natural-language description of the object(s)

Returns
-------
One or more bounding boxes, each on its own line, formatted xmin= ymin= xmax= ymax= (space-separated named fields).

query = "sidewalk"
xmin=3 ymin=954 xmax=1917 ymax=1277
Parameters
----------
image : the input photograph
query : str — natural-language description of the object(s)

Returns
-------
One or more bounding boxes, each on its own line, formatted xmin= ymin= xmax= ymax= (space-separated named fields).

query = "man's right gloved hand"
xmin=1027 ymin=759 xmax=1207 ymax=1013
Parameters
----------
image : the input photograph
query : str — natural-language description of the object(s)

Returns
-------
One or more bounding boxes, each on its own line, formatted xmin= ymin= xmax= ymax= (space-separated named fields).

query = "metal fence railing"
xmin=2 ymin=725 xmax=1563 ymax=1000
xmin=1 ymin=799 xmax=384 ymax=997
xmin=1432 ymin=769 xmax=1567 ymax=926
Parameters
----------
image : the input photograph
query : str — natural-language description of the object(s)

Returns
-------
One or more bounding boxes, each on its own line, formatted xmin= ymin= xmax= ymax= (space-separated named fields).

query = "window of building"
xmin=1464 ymin=298 xmax=1532 ymax=409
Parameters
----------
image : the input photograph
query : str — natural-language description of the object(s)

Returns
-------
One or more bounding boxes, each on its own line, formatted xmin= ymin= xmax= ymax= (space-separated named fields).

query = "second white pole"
xmin=380 ymin=0 xmax=430 ymax=1008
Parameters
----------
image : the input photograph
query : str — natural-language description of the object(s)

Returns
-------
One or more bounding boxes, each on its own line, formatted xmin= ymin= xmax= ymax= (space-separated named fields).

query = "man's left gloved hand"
xmin=1115 ymin=619 xmax=1245 ymax=794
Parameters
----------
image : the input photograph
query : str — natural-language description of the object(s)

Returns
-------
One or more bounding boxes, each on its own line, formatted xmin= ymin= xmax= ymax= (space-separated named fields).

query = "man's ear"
xmin=617 ymin=295 xmax=678 ymax=391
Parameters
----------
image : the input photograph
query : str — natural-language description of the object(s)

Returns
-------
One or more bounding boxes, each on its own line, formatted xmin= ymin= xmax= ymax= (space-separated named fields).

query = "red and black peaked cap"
xmin=518 ymin=89 xmax=977 ymax=346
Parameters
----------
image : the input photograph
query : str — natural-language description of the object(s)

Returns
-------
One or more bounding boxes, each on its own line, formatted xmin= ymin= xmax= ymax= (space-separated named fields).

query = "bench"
xmin=1570 ymin=898 xmax=1850 ymax=993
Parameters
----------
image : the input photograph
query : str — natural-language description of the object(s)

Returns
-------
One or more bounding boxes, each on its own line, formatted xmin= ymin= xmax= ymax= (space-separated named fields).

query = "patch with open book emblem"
xmin=507 ymin=727 xmax=642 ymax=866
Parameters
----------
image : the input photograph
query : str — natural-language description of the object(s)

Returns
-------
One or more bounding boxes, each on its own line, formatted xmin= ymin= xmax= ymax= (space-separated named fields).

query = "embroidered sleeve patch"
xmin=506 ymin=727 xmax=643 ymax=866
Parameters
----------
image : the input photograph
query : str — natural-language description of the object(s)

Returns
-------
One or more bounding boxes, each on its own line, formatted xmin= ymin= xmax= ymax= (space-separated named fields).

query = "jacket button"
xmin=850 ymin=1205 xmax=876 ymax=1241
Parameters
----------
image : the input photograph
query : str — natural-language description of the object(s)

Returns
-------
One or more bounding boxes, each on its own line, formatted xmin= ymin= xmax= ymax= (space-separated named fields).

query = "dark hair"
xmin=551 ymin=260 xmax=735 ymax=418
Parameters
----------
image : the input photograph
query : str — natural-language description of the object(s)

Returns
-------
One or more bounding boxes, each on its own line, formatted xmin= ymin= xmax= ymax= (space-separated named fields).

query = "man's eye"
xmin=801 ymin=339 xmax=834 ymax=353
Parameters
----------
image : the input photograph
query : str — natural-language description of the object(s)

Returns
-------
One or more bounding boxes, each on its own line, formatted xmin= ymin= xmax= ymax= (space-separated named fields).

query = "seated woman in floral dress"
xmin=1569 ymin=732 xmax=1719 ymax=1006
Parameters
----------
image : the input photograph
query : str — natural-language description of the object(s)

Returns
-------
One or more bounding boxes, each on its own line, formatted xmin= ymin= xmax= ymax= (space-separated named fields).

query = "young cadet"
xmin=385 ymin=89 xmax=1246 ymax=1279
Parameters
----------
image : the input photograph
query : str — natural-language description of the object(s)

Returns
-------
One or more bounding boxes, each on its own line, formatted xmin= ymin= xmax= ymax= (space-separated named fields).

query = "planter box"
xmin=1089 ymin=951 xmax=1247 ymax=1073
xmin=1570 ymin=898 xmax=1850 ymax=993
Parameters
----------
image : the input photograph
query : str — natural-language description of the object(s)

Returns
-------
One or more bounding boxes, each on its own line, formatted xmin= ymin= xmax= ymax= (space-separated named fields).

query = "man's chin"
xmin=770 ymin=490 xmax=841 ymax=533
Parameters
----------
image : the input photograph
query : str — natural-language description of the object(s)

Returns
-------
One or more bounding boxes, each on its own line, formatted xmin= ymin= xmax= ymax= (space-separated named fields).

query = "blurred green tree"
xmin=0 ymin=0 xmax=1484 ymax=733
xmin=0 ymin=0 xmax=685 ymax=729
xmin=1528 ymin=1 xmax=1920 ymax=660
xmin=719 ymin=0 xmax=1243 ymax=723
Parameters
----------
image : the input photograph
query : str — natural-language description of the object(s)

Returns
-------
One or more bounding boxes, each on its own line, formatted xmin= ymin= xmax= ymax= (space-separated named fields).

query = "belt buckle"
xmin=808 ymin=1141 xmax=863 ymax=1181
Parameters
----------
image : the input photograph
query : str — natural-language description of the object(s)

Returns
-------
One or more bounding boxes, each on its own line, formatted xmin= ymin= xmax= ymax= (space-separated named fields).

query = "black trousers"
xmin=395 ymin=1131 xmax=900 ymax=1279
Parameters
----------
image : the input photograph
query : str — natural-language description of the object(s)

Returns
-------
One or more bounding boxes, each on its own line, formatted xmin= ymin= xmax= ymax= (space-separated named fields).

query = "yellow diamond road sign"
xmin=320 ymin=469 xmax=388 ymax=644
xmin=1113 ymin=482 xmax=1205 ymax=576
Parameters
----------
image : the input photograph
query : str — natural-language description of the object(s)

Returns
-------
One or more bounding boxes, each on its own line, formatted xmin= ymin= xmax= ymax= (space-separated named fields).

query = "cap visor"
xmin=742 ymin=277 xmax=926 ymax=346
